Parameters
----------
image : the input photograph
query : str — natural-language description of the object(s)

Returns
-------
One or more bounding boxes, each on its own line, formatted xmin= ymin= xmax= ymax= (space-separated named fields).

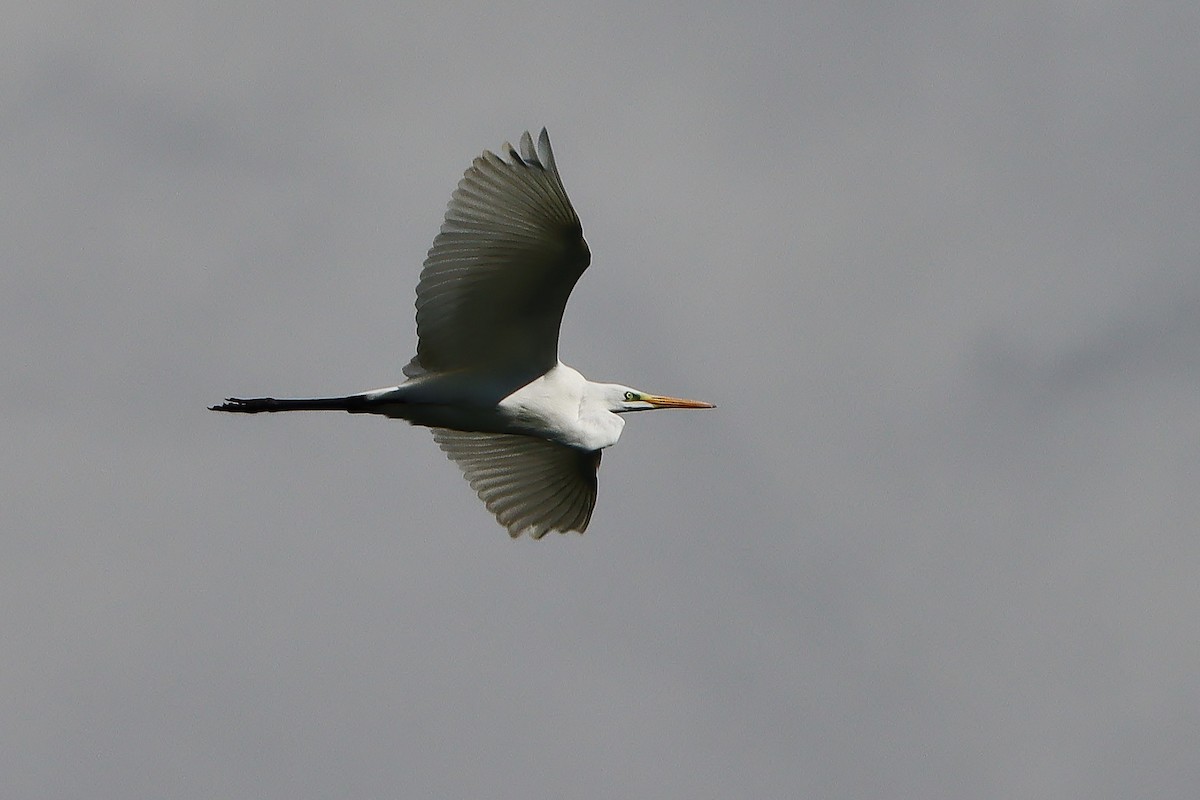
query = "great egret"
xmin=212 ymin=129 xmax=713 ymax=538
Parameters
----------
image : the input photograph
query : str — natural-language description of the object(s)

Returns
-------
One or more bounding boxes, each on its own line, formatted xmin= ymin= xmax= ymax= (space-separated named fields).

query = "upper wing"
xmin=405 ymin=129 xmax=591 ymax=378
xmin=431 ymin=428 xmax=600 ymax=538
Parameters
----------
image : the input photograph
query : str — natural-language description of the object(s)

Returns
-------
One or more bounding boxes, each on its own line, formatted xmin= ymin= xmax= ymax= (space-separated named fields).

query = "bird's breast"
xmin=498 ymin=374 xmax=623 ymax=451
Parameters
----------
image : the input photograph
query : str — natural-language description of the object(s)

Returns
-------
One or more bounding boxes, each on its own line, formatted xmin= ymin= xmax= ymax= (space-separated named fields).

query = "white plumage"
xmin=213 ymin=129 xmax=712 ymax=538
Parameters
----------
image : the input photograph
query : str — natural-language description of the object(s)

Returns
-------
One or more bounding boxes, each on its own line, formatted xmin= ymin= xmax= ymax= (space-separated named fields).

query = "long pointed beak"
xmin=643 ymin=394 xmax=715 ymax=409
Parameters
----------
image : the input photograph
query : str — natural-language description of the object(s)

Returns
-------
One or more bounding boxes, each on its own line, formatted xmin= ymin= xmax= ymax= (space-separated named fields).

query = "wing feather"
xmin=405 ymin=129 xmax=590 ymax=379
xmin=431 ymin=428 xmax=599 ymax=538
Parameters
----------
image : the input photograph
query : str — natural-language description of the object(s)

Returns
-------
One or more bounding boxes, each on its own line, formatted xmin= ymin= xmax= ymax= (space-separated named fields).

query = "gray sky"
xmin=4 ymin=3 xmax=1198 ymax=798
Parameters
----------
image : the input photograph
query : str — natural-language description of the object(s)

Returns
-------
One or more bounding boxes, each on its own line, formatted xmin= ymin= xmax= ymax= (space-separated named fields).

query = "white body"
xmin=361 ymin=364 xmax=625 ymax=452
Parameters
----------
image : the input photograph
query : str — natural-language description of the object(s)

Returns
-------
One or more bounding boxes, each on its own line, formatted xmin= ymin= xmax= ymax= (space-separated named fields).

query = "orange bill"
xmin=643 ymin=394 xmax=715 ymax=409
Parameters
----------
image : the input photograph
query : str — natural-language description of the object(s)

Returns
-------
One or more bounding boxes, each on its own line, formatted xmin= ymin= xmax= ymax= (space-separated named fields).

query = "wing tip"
xmin=517 ymin=522 xmax=588 ymax=540
xmin=506 ymin=128 xmax=557 ymax=174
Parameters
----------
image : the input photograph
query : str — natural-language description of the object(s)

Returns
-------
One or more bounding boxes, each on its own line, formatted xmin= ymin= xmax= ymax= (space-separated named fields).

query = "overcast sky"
xmin=4 ymin=3 xmax=1199 ymax=798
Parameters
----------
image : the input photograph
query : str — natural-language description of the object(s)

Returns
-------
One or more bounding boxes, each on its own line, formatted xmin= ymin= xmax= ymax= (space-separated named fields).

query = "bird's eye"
xmin=624 ymin=391 xmax=637 ymax=401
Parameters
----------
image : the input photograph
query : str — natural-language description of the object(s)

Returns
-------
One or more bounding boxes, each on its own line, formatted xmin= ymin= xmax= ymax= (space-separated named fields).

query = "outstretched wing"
xmin=405 ymin=129 xmax=590 ymax=379
xmin=431 ymin=428 xmax=600 ymax=538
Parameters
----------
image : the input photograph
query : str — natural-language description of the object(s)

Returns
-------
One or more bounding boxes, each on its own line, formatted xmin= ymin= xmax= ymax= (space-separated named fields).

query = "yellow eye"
xmin=624 ymin=391 xmax=637 ymax=401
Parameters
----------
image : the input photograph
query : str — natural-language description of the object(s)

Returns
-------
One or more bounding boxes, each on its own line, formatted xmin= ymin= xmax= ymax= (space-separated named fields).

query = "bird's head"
xmin=600 ymin=384 xmax=715 ymax=414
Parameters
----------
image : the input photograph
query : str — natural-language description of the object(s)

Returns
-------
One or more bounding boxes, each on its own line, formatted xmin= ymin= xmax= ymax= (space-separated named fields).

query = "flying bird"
xmin=212 ymin=129 xmax=713 ymax=538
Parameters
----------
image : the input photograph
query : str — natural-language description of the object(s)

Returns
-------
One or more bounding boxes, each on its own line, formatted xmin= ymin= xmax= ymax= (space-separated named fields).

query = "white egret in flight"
xmin=213 ymin=129 xmax=713 ymax=538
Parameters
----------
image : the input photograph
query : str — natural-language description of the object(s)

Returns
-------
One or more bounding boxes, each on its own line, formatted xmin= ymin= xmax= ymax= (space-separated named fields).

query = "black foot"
xmin=209 ymin=397 xmax=276 ymax=413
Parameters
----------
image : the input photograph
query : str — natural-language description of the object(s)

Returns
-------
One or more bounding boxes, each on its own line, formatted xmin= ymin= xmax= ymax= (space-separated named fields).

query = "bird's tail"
xmin=210 ymin=395 xmax=371 ymax=413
